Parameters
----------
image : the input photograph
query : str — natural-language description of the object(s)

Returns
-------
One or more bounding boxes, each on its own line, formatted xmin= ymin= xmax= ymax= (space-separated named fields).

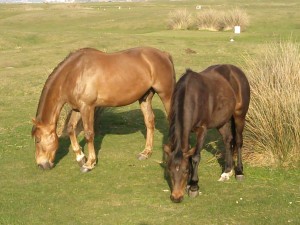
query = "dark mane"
xmin=168 ymin=69 xmax=194 ymax=154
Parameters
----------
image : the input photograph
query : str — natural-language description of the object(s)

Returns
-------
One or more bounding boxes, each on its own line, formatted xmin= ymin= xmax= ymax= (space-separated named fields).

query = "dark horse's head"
xmin=164 ymin=144 xmax=195 ymax=203
xmin=31 ymin=119 xmax=58 ymax=170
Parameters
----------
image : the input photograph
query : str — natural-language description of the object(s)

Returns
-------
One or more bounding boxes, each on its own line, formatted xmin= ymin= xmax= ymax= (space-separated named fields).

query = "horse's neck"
xmin=36 ymin=84 xmax=64 ymax=128
xmin=170 ymin=117 xmax=190 ymax=153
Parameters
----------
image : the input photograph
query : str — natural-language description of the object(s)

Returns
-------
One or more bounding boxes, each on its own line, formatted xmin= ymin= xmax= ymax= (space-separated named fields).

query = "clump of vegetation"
xmin=167 ymin=9 xmax=192 ymax=30
xmin=195 ymin=9 xmax=224 ymax=31
xmin=243 ymin=40 xmax=300 ymax=167
xmin=168 ymin=7 xmax=249 ymax=31
xmin=222 ymin=8 xmax=249 ymax=31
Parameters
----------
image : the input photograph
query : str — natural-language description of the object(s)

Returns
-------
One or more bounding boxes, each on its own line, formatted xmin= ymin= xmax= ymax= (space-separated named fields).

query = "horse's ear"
xmin=183 ymin=147 xmax=196 ymax=158
xmin=31 ymin=118 xmax=39 ymax=137
xmin=163 ymin=144 xmax=172 ymax=157
xmin=31 ymin=125 xmax=37 ymax=137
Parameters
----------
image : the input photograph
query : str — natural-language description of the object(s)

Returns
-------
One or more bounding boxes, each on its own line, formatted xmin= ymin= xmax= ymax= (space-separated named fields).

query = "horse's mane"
xmin=168 ymin=69 xmax=192 ymax=155
xmin=35 ymin=50 xmax=84 ymax=121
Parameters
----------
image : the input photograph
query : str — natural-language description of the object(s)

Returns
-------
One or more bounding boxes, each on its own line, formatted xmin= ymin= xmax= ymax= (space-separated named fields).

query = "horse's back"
xmin=202 ymin=64 xmax=250 ymax=117
xmin=60 ymin=47 xmax=175 ymax=108
xmin=174 ymin=70 xmax=236 ymax=129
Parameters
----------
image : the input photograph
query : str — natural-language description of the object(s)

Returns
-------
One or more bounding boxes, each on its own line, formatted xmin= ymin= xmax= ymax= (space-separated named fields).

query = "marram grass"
xmin=244 ymin=40 xmax=300 ymax=167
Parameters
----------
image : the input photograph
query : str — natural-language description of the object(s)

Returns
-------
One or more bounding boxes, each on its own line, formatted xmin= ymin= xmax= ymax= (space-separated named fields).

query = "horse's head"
xmin=164 ymin=144 xmax=195 ymax=203
xmin=32 ymin=119 xmax=58 ymax=170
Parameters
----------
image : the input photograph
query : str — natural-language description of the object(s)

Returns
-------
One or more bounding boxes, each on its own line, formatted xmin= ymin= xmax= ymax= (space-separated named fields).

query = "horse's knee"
xmin=84 ymin=131 xmax=94 ymax=141
xmin=224 ymin=134 xmax=233 ymax=145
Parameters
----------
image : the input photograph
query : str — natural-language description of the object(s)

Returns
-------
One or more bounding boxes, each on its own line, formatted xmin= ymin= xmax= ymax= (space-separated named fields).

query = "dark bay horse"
xmin=164 ymin=64 xmax=250 ymax=203
xmin=32 ymin=47 xmax=176 ymax=172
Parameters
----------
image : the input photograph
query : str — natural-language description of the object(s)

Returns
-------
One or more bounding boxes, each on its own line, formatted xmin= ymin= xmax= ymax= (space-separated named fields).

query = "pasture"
xmin=0 ymin=0 xmax=299 ymax=224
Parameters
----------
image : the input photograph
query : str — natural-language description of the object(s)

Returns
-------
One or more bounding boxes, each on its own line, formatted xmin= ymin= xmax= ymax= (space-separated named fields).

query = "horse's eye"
xmin=183 ymin=169 xmax=189 ymax=174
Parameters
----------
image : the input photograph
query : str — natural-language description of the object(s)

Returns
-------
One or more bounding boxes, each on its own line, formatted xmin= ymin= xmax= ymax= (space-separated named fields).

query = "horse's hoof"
xmin=186 ymin=185 xmax=191 ymax=193
xmin=218 ymin=170 xmax=233 ymax=181
xmin=188 ymin=189 xmax=199 ymax=198
xmin=77 ymin=156 xmax=87 ymax=167
xmin=236 ymin=174 xmax=244 ymax=181
xmin=137 ymin=153 xmax=148 ymax=160
xmin=218 ymin=176 xmax=227 ymax=182
xmin=80 ymin=167 xmax=91 ymax=173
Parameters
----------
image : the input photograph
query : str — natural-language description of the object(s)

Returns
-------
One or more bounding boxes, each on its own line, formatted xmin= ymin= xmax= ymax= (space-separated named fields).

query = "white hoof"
xmin=80 ymin=166 xmax=91 ymax=173
xmin=218 ymin=170 xmax=233 ymax=182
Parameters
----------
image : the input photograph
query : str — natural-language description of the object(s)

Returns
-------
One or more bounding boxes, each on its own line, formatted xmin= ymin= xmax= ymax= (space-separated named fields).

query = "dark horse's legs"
xmin=188 ymin=126 xmax=207 ymax=197
xmin=218 ymin=120 xmax=234 ymax=181
xmin=233 ymin=116 xmax=246 ymax=180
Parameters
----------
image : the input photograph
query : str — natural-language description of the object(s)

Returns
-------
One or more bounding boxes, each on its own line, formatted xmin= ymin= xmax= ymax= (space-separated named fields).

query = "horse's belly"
xmin=207 ymin=102 xmax=235 ymax=128
xmin=95 ymin=83 xmax=150 ymax=107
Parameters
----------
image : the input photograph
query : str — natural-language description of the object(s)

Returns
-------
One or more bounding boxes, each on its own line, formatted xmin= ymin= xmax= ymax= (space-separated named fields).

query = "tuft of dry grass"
xmin=167 ymin=8 xmax=192 ymax=30
xmin=195 ymin=9 xmax=224 ymax=31
xmin=222 ymin=8 xmax=249 ymax=31
xmin=243 ymin=40 xmax=300 ymax=168
xmin=171 ymin=7 xmax=250 ymax=31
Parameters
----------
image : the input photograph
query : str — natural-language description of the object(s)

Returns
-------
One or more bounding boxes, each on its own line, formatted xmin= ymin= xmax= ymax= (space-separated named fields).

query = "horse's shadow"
xmin=54 ymin=107 xmax=226 ymax=190
xmin=54 ymin=107 xmax=169 ymax=166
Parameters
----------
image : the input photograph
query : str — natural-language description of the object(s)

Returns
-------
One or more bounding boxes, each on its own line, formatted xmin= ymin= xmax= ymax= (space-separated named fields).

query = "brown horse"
xmin=164 ymin=64 xmax=250 ymax=203
xmin=32 ymin=47 xmax=176 ymax=172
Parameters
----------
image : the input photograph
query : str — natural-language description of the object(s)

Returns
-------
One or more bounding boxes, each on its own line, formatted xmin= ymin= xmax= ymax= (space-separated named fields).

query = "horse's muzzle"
xmin=38 ymin=161 xmax=54 ymax=170
xmin=170 ymin=194 xmax=184 ymax=203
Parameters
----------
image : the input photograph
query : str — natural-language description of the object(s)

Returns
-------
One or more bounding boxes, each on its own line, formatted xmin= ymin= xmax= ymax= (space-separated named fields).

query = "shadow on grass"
xmin=54 ymin=107 xmax=169 ymax=167
xmin=54 ymin=138 xmax=70 ymax=166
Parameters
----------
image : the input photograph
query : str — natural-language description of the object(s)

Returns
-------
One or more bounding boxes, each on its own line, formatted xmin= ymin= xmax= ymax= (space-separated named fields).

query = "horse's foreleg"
xmin=218 ymin=121 xmax=234 ymax=182
xmin=80 ymin=106 xmax=96 ymax=172
xmin=138 ymin=91 xmax=155 ymax=160
xmin=67 ymin=110 xmax=86 ymax=167
xmin=188 ymin=126 xmax=207 ymax=198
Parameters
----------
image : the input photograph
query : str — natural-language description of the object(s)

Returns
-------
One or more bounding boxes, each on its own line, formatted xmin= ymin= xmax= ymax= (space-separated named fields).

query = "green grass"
xmin=0 ymin=0 xmax=300 ymax=224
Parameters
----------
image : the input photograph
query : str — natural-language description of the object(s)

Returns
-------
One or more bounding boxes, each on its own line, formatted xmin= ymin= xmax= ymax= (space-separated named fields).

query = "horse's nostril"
xmin=38 ymin=162 xmax=53 ymax=170
xmin=170 ymin=195 xmax=183 ymax=203
xmin=38 ymin=164 xmax=44 ymax=170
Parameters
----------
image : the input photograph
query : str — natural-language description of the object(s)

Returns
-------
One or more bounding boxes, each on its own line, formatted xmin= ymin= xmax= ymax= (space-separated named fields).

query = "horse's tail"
xmin=230 ymin=116 xmax=237 ymax=155
xmin=164 ymin=51 xmax=176 ymax=86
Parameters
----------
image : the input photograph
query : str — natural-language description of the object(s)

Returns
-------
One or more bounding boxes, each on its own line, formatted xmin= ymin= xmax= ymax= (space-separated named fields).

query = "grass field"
xmin=0 ymin=0 xmax=299 ymax=224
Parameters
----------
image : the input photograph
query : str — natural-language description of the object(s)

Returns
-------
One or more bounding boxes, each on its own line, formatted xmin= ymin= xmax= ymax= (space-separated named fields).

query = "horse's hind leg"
xmin=138 ymin=90 xmax=155 ymax=160
xmin=153 ymin=85 xmax=173 ymax=116
xmin=233 ymin=116 xmax=246 ymax=181
xmin=218 ymin=121 xmax=234 ymax=181
xmin=80 ymin=106 xmax=96 ymax=172
xmin=67 ymin=110 xmax=86 ymax=167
